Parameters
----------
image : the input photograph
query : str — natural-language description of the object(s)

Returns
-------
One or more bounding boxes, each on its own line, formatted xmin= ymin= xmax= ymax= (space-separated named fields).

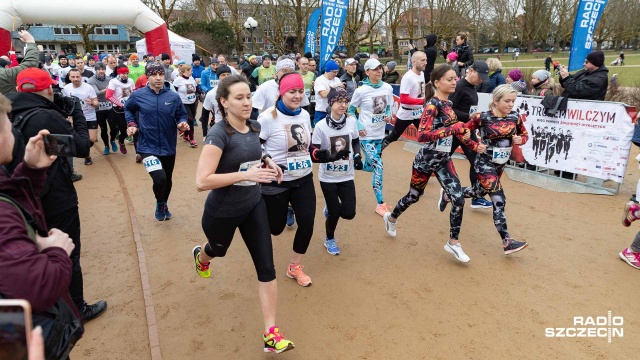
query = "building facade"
xmin=27 ymin=24 xmax=140 ymax=54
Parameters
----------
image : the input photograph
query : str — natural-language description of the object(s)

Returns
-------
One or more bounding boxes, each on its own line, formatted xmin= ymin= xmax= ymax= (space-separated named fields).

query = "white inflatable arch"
xmin=0 ymin=0 xmax=171 ymax=58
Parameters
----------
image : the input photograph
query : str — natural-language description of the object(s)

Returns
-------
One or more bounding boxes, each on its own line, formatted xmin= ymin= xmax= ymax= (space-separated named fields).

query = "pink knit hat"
xmin=279 ymin=73 xmax=304 ymax=96
xmin=447 ymin=52 xmax=458 ymax=62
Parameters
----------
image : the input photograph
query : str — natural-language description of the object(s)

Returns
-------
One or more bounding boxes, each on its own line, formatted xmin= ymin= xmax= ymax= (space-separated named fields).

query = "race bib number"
xmin=210 ymin=79 xmax=219 ymax=88
xmin=309 ymin=95 xmax=315 ymax=103
xmin=186 ymin=93 xmax=197 ymax=102
xmin=411 ymin=107 xmax=423 ymax=118
xmin=287 ymin=155 xmax=312 ymax=176
xmin=120 ymin=97 xmax=129 ymax=106
xmin=491 ymin=146 xmax=512 ymax=164
xmin=326 ymin=160 xmax=349 ymax=176
xmin=435 ymin=136 xmax=453 ymax=152
xmin=371 ymin=114 xmax=386 ymax=129
xmin=143 ymin=156 xmax=163 ymax=173
xmin=235 ymin=160 xmax=261 ymax=186
xmin=98 ymin=101 xmax=112 ymax=111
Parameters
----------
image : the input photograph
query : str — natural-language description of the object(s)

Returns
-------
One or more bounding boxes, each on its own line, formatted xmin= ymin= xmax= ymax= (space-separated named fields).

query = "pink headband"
xmin=279 ymin=73 xmax=304 ymax=96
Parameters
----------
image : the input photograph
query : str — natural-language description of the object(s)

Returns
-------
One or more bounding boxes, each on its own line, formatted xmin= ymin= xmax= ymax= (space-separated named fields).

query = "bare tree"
xmin=343 ymin=0 xmax=392 ymax=56
xmin=521 ymin=0 xmax=552 ymax=52
xmin=141 ymin=0 xmax=181 ymax=25
xmin=74 ymin=24 xmax=98 ymax=54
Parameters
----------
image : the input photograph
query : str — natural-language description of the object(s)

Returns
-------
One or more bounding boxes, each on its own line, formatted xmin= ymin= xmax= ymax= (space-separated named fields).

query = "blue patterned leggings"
xmin=361 ymin=139 xmax=384 ymax=204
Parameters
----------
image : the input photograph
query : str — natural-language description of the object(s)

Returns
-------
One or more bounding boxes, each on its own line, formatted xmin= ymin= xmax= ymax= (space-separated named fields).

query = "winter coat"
xmin=382 ymin=70 xmax=400 ymax=84
xmin=424 ymin=34 xmax=438 ymax=82
xmin=0 ymin=43 xmax=40 ymax=95
xmin=559 ymin=66 xmax=609 ymax=101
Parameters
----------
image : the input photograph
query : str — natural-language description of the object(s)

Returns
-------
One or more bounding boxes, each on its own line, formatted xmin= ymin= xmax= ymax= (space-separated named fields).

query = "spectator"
xmin=559 ymin=51 xmax=609 ymax=101
xmin=340 ymin=58 xmax=360 ymax=98
xmin=530 ymin=70 xmax=555 ymax=96
xmin=353 ymin=54 xmax=366 ymax=80
xmin=382 ymin=61 xmax=399 ymax=84
xmin=424 ymin=34 xmax=438 ymax=83
xmin=0 ymin=31 xmax=39 ymax=95
xmin=450 ymin=31 xmax=474 ymax=76
xmin=334 ymin=58 xmax=346 ymax=78
xmin=476 ymin=58 xmax=505 ymax=93
xmin=506 ymin=69 xmax=529 ymax=95
xmin=7 ymin=68 xmax=107 ymax=322
xmin=545 ymin=55 xmax=552 ymax=72
xmin=619 ymin=51 xmax=625 ymax=66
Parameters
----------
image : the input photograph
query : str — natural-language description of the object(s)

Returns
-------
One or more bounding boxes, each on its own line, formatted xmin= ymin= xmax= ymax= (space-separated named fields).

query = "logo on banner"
xmin=545 ymin=311 xmax=623 ymax=343
xmin=319 ymin=0 xmax=349 ymax=70
xmin=568 ymin=0 xmax=609 ymax=71
xmin=305 ymin=8 xmax=322 ymax=56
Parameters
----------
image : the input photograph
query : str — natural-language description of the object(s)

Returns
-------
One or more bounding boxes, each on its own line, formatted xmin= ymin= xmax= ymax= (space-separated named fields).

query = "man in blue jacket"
xmin=199 ymin=58 xmax=220 ymax=94
xmin=124 ymin=64 xmax=190 ymax=221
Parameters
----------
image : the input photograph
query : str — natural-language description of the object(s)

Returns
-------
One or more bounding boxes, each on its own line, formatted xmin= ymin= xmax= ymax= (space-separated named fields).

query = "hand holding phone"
xmin=0 ymin=299 xmax=33 ymax=359
xmin=25 ymin=130 xmax=57 ymax=169
xmin=43 ymin=134 xmax=76 ymax=157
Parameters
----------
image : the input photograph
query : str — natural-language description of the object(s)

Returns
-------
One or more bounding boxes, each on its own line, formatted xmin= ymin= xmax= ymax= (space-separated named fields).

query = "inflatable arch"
xmin=0 ymin=0 xmax=170 ymax=58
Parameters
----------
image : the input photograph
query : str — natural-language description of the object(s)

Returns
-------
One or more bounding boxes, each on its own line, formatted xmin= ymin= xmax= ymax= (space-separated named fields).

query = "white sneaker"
xmin=383 ymin=212 xmax=396 ymax=237
xmin=444 ymin=241 xmax=470 ymax=263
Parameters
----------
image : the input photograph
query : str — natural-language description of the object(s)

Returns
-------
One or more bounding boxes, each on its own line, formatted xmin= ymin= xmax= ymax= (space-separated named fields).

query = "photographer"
xmin=0 ymin=30 xmax=39 ymax=95
xmin=559 ymin=51 xmax=609 ymax=101
xmin=6 ymin=68 xmax=107 ymax=322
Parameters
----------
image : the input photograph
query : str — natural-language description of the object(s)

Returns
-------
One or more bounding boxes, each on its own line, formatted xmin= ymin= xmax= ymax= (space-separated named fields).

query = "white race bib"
xmin=491 ymin=146 xmax=512 ymax=164
xmin=286 ymin=155 xmax=312 ymax=176
xmin=435 ymin=136 xmax=453 ymax=152
xmin=411 ymin=107 xmax=423 ymax=119
xmin=210 ymin=79 xmax=219 ymax=88
xmin=120 ymin=97 xmax=129 ymax=106
xmin=186 ymin=93 xmax=197 ymax=102
xmin=235 ymin=160 xmax=261 ymax=186
xmin=371 ymin=114 xmax=386 ymax=129
xmin=143 ymin=156 xmax=163 ymax=173
xmin=325 ymin=160 xmax=350 ymax=176
xmin=98 ymin=101 xmax=112 ymax=111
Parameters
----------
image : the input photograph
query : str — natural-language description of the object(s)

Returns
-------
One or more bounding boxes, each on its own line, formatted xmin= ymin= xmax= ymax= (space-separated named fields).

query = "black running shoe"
xmin=437 ymin=188 xmax=449 ymax=212
xmin=80 ymin=300 xmax=107 ymax=322
xmin=503 ymin=238 xmax=528 ymax=255
xmin=71 ymin=172 xmax=83 ymax=182
xmin=84 ymin=157 xmax=92 ymax=165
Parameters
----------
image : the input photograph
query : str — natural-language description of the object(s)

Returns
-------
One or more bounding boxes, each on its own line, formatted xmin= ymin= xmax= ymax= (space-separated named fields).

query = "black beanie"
xmin=216 ymin=65 xmax=232 ymax=77
xmin=586 ymin=51 xmax=604 ymax=67
xmin=192 ymin=54 xmax=201 ymax=62
xmin=161 ymin=53 xmax=171 ymax=61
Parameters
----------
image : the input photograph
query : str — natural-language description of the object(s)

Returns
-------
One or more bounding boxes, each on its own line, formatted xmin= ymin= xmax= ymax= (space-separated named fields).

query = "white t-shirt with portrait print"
xmin=349 ymin=83 xmax=394 ymax=141
xmin=62 ymin=83 xmax=98 ymax=121
xmin=202 ymin=87 xmax=223 ymax=124
xmin=313 ymin=75 xmax=343 ymax=113
xmin=396 ymin=69 xmax=425 ymax=120
xmin=312 ymin=115 xmax=359 ymax=183
xmin=257 ymin=107 xmax=313 ymax=182
xmin=107 ymin=78 xmax=135 ymax=107
xmin=173 ymin=76 xmax=198 ymax=104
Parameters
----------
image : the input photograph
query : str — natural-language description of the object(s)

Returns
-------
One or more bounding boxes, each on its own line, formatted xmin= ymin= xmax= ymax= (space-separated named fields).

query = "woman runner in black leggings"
xmin=192 ymin=75 xmax=295 ymax=354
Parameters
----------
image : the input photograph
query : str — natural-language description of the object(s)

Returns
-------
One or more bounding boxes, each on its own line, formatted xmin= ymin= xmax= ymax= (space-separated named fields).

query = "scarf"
xmin=362 ymin=78 xmax=383 ymax=89
xmin=276 ymin=99 xmax=301 ymax=116
xmin=326 ymin=113 xmax=347 ymax=130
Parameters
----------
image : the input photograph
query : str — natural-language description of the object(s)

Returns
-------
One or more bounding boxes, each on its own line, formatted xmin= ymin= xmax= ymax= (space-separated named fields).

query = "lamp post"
xmin=244 ymin=17 xmax=258 ymax=55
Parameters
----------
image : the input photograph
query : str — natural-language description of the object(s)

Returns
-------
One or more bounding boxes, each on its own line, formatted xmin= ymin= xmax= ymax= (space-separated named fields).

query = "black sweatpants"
xmin=184 ymin=103 xmax=196 ymax=141
xmin=262 ymin=175 xmax=316 ymax=255
xmin=385 ymin=117 xmax=421 ymax=144
xmin=96 ymin=110 xmax=117 ymax=147
xmin=111 ymin=108 xmax=127 ymax=144
xmin=320 ymin=180 xmax=356 ymax=239
xmin=140 ymin=154 xmax=176 ymax=203
xmin=46 ymin=207 xmax=85 ymax=311
xmin=202 ymin=199 xmax=276 ymax=282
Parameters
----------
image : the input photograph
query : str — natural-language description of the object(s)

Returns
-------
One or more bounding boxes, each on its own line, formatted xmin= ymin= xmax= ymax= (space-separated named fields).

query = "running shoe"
xmin=192 ymin=246 xmax=211 ymax=278
xmin=189 ymin=140 xmax=198 ymax=148
xmin=110 ymin=141 xmax=118 ymax=153
xmin=286 ymin=263 xmax=312 ymax=286
xmin=71 ymin=172 xmax=83 ymax=182
xmin=136 ymin=154 xmax=143 ymax=163
xmin=125 ymin=136 xmax=134 ymax=144
xmin=437 ymin=188 xmax=449 ymax=212
xmin=444 ymin=241 xmax=470 ymax=263
xmin=84 ymin=157 xmax=92 ymax=165
xmin=263 ymin=326 xmax=295 ymax=353
xmin=471 ymin=198 xmax=493 ymax=209
xmin=323 ymin=206 xmax=328 ymax=219
xmin=503 ymin=238 xmax=528 ymax=255
xmin=193 ymin=119 xmax=199 ymax=127
xmin=375 ymin=203 xmax=390 ymax=217
xmin=103 ymin=146 xmax=110 ymax=155
xmin=622 ymin=201 xmax=640 ymax=227
xmin=383 ymin=212 xmax=396 ymax=237
xmin=380 ymin=138 xmax=390 ymax=153
xmin=119 ymin=143 xmax=127 ymax=155
xmin=163 ymin=203 xmax=172 ymax=220
xmin=286 ymin=206 xmax=295 ymax=227
xmin=619 ymin=248 xmax=640 ymax=270
xmin=155 ymin=202 xmax=166 ymax=221
xmin=324 ymin=238 xmax=340 ymax=255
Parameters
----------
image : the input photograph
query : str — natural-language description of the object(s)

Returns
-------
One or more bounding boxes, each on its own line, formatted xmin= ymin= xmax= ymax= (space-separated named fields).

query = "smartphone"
xmin=0 ymin=299 xmax=32 ymax=360
xmin=43 ymin=134 xmax=76 ymax=157
xmin=10 ymin=31 xmax=21 ymax=40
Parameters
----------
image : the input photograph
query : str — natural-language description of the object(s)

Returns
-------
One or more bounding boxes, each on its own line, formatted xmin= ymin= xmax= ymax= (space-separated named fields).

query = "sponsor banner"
xmin=319 ymin=0 xmax=349 ymax=71
xmin=515 ymin=96 xmax=633 ymax=182
xmin=305 ymin=9 xmax=321 ymax=56
xmin=568 ymin=0 xmax=609 ymax=72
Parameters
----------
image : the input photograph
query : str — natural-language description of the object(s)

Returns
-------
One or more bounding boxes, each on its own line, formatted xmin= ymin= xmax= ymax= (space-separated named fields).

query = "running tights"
xmin=450 ymin=130 xmax=479 ymax=188
xmin=96 ymin=110 xmax=117 ymax=147
xmin=199 ymin=109 xmax=211 ymax=137
xmin=320 ymin=180 xmax=356 ymax=239
xmin=383 ymin=118 xmax=420 ymax=148
xmin=140 ymin=154 xmax=176 ymax=203
xmin=361 ymin=139 xmax=384 ymax=204
xmin=262 ymin=175 xmax=316 ymax=255
xmin=201 ymin=199 xmax=276 ymax=282
xmin=184 ymin=103 xmax=196 ymax=141
xmin=111 ymin=108 xmax=127 ymax=144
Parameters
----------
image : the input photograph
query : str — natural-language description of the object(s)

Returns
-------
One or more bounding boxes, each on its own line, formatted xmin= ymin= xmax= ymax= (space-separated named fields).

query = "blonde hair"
xmin=178 ymin=63 xmax=192 ymax=74
xmin=490 ymin=84 xmax=517 ymax=110
xmin=486 ymin=58 xmax=502 ymax=72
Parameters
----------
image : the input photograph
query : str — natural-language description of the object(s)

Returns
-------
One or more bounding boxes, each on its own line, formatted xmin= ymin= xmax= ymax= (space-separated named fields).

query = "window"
xmin=97 ymin=44 xmax=105 ymax=50
xmin=112 ymin=27 xmax=118 ymax=35
xmin=62 ymin=28 xmax=71 ymax=35
xmin=96 ymin=28 xmax=103 ymax=35
xmin=48 ymin=45 xmax=56 ymax=51
xmin=283 ymin=26 xmax=291 ymax=32
xmin=222 ymin=9 xmax=231 ymax=17
xmin=54 ymin=28 xmax=62 ymax=35
xmin=71 ymin=27 xmax=78 ymax=34
xmin=107 ymin=44 xmax=113 ymax=50
xmin=104 ymin=28 xmax=111 ymax=35
xmin=256 ymin=37 xmax=263 ymax=43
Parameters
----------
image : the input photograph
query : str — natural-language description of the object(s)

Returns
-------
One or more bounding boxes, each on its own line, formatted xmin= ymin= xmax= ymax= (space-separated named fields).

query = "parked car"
xmin=545 ymin=47 xmax=555 ymax=52
xmin=533 ymin=48 xmax=543 ymax=52
xmin=356 ymin=52 xmax=370 ymax=58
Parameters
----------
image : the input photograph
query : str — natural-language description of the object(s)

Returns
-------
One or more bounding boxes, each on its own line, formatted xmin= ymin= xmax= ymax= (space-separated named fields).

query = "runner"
xmin=199 ymin=65 xmax=232 ymax=140
xmin=105 ymin=55 xmax=117 ymax=77
xmin=382 ymin=51 xmax=426 ymax=152
xmin=458 ymin=84 xmax=530 ymax=255
xmin=383 ymin=65 xmax=473 ymax=263
xmin=124 ymin=64 xmax=190 ymax=220
xmin=252 ymin=57 xmax=310 ymax=114
xmin=172 ymin=63 xmax=199 ymax=147
xmin=311 ymin=87 xmax=362 ymax=255
xmin=347 ymin=58 xmax=394 ymax=216
xmin=217 ymin=54 xmax=240 ymax=75
xmin=200 ymin=58 xmax=220 ymax=95
xmin=298 ymin=56 xmax=316 ymax=121
xmin=127 ymin=54 xmax=145 ymax=83
xmin=57 ymin=54 xmax=70 ymax=89
xmin=192 ymin=75 xmax=295 ymax=353
xmin=87 ymin=62 xmax=119 ymax=155
xmin=64 ymin=58 xmax=93 ymax=84
xmin=251 ymin=55 xmax=276 ymax=86
xmin=106 ymin=64 xmax=135 ymax=154
xmin=339 ymin=58 xmax=360 ymax=99
xmin=313 ymin=60 xmax=343 ymax=125
xmin=620 ymin=168 xmax=640 ymax=268
xmin=85 ymin=55 xmax=97 ymax=73
xmin=63 ymin=68 xmax=98 ymax=165
xmin=257 ymin=72 xmax=316 ymax=286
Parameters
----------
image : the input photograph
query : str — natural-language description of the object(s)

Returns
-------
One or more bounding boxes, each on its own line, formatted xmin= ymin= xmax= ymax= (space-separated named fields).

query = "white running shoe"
xmin=444 ymin=241 xmax=470 ymax=263
xmin=383 ymin=212 xmax=396 ymax=237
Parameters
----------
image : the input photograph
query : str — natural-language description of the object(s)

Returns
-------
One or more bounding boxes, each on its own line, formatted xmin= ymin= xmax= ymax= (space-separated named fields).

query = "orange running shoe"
xmin=286 ymin=263 xmax=312 ymax=287
xmin=375 ymin=203 xmax=391 ymax=217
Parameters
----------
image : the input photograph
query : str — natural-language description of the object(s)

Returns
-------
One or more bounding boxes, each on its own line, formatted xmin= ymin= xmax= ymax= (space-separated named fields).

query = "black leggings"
xmin=385 ymin=117 xmax=421 ymax=144
xmin=449 ymin=130 xmax=479 ymax=188
xmin=199 ymin=109 xmax=211 ymax=137
xmin=111 ymin=108 xmax=128 ymax=144
xmin=262 ymin=175 xmax=316 ymax=255
xmin=202 ymin=199 xmax=276 ymax=282
xmin=96 ymin=110 xmax=117 ymax=147
xmin=184 ymin=103 xmax=196 ymax=141
xmin=320 ymin=180 xmax=356 ymax=239
xmin=140 ymin=154 xmax=176 ymax=203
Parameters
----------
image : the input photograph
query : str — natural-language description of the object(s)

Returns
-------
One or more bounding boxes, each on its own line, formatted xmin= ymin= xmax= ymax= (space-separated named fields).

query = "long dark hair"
xmin=424 ymin=64 xmax=454 ymax=100
xmin=216 ymin=75 xmax=259 ymax=135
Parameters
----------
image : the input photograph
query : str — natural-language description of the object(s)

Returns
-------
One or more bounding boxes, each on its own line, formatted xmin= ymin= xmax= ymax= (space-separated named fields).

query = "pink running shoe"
xmin=619 ymin=248 xmax=640 ymax=269
xmin=622 ymin=201 xmax=640 ymax=227
xmin=286 ymin=263 xmax=312 ymax=287
xmin=119 ymin=143 xmax=127 ymax=155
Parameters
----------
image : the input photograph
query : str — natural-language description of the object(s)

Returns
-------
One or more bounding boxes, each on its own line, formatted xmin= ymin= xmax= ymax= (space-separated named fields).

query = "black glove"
xmin=328 ymin=149 xmax=350 ymax=162
xmin=353 ymin=154 xmax=363 ymax=170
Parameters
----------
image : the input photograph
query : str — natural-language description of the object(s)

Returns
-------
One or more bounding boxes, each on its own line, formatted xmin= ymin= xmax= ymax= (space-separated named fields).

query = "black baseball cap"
xmin=471 ymin=61 xmax=490 ymax=83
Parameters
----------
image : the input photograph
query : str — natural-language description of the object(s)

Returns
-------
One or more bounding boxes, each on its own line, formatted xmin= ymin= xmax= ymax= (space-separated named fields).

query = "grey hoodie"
xmin=87 ymin=74 xmax=111 ymax=104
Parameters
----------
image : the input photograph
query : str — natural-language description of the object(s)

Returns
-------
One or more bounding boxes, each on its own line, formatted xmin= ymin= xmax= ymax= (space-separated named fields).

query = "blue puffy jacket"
xmin=124 ymin=83 xmax=188 ymax=156
xmin=200 ymin=66 xmax=219 ymax=94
